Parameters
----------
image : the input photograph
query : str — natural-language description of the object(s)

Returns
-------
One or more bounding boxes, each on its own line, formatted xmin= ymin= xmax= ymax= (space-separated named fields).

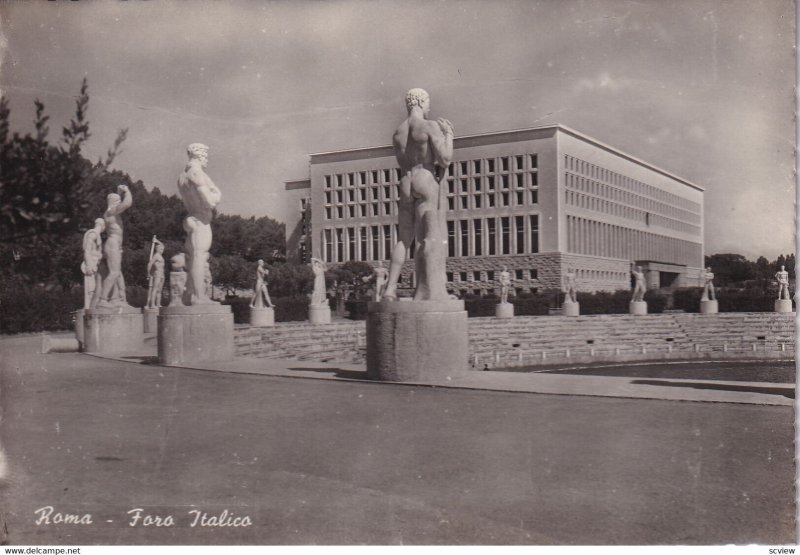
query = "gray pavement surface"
xmin=0 ymin=335 xmax=796 ymax=545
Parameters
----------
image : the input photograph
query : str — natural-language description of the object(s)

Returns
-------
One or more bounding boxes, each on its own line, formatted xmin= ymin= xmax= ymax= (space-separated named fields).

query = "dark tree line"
xmin=705 ymin=253 xmax=795 ymax=288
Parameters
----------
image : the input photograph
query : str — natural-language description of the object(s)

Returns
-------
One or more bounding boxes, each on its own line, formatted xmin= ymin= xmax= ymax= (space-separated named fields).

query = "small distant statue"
xmin=564 ymin=270 xmax=578 ymax=304
xmin=498 ymin=266 xmax=512 ymax=304
xmin=81 ymin=218 xmax=105 ymax=309
xmin=364 ymin=261 xmax=389 ymax=302
xmin=775 ymin=265 xmax=791 ymax=300
xmin=701 ymin=267 xmax=715 ymax=302
xmin=310 ymin=257 xmax=328 ymax=307
xmin=146 ymin=237 xmax=165 ymax=309
xmin=93 ymin=184 xmax=133 ymax=308
xmin=168 ymin=253 xmax=187 ymax=307
xmin=250 ymin=259 xmax=275 ymax=308
xmin=383 ymin=88 xmax=454 ymax=301
xmin=177 ymin=143 xmax=222 ymax=305
xmin=631 ymin=264 xmax=646 ymax=302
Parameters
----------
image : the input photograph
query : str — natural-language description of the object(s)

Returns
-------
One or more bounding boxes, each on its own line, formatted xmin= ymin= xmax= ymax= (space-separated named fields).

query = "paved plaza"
xmin=0 ymin=335 xmax=796 ymax=545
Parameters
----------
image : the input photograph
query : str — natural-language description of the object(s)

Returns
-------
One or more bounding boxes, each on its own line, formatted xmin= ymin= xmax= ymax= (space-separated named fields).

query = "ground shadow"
xmin=121 ymin=355 xmax=159 ymax=365
xmin=288 ymin=367 xmax=368 ymax=380
xmin=631 ymin=379 xmax=795 ymax=399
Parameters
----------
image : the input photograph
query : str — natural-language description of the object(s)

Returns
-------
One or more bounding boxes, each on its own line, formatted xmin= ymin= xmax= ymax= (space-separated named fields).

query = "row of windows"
xmin=564 ymin=155 xmax=701 ymax=213
xmin=323 ymin=154 xmax=540 ymax=192
xmin=565 ymin=172 xmax=701 ymax=226
xmin=566 ymin=215 xmax=702 ymax=265
xmin=446 ymin=215 xmax=540 ymax=257
xmin=447 ymin=269 xmax=539 ymax=282
xmin=565 ymin=190 xmax=701 ymax=235
xmin=322 ymin=225 xmax=397 ymax=263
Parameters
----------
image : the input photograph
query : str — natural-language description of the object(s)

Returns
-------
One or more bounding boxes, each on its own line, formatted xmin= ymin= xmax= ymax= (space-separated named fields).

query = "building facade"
xmin=285 ymin=125 xmax=704 ymax=294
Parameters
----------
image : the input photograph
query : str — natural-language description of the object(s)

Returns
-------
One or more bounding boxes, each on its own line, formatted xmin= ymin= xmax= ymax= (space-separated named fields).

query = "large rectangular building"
xmin=285 ymin=124 xmax=704 ymax=294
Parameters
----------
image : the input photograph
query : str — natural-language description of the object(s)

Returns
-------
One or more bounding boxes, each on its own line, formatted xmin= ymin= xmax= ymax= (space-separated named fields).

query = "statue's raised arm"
xmin=430 ymin=117 xmax=454 ymax=175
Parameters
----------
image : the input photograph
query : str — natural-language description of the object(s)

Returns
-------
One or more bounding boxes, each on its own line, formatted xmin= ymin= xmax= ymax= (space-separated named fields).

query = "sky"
xmin=0 ymin=0 xmax=795 ymax=260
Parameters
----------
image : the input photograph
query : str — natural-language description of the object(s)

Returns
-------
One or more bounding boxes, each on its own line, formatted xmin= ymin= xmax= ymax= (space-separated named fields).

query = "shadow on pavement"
xmin=288 ymin=367 xmax=368 ymax=380
xmin=631 ymin=379 xmax=795 ymax=399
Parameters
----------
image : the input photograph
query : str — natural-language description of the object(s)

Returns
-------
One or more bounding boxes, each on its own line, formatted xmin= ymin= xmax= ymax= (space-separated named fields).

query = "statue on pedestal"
xmin=250 ymin=259 xmax=275 ymax=308
xmin=564 ymin=270 xmax=578 ymax=304
xmin=631 ymin=264 xmax=646 ymax=303
xmin=310 ymin=258 xmax=328 ymax=307
xmin=146 ymin=237 xmax=165 ymax=309
xmin=93 ymin=184 xmax=133 ymax=308
xmin=81 ymin=218 xmax=105 ymax=309
xmin=701 ymin=267 xmax=715 ymax=302
xmin=775 ymin=265 xmax=791 ymax=300
xmin=177 ymin=143 xmax=222 ymax=305
xmin=498 ymin=266 xmax=512 ymax=304
xmin=383 ymin=88 xmax=454 ymax=301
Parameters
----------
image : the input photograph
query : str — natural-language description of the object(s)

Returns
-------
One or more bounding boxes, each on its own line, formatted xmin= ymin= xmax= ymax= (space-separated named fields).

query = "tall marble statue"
xmin=177 ymin=143 xmax=222 ymax=305
xmin=701 ymin=267 xmax=716 ymax=302
xmin=146 ymin=237 xmax=165 ymax=309
xmin=498 ymin=266 xmax=512 ymax=304
xmin=363 ymin=262 xmax=389 ymax=302
xmin=383 ymin=88 xmax=454 ymax=301
xmin=250 ymin=259 xmax=275 ymax=308
xmin=93 ymin=184 xmax=133 ymax=308
xmin=775 ymin=265 xmax=790 ymax=300
xmin=631 ymin=264 xmax=646 ymax=302
xmin=564 ymin=270 xmax=578 ymax=304
xmin=81 ymin=218 xmax=105 ymax=309
xmin=310 ymin=257 xmax=328 ymax=307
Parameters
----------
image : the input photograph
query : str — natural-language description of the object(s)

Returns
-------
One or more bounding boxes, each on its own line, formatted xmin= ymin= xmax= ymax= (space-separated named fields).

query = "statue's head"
xmin=781 ymin=265 xmax=785 ymax=271
xmin=155 ymin=243 xmax=165 ymax=253
xmin=258 ymin=259 xmax=264 ymax=266
xmin=94 ymin=217 xmax=105 ymax=231
xmin=377 ymin=261 xmax=384 ymax=268
xmin=187 ymin=143 xmax=209 ymax=166
xmin=405 ymin=88 xmax=430 ymax=115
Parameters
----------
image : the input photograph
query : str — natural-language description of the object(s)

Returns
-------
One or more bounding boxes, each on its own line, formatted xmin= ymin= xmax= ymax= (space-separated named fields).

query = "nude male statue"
xmin=146 ymin=239 xmax=165 ymax=309
xmin=701 ymin=267 xmax=716 ymax=302
xmin=498 ymin=266 xmax=512 ymax=304
xmin=564 ymin=270 xmax=578 ymax=304
xmin=177 ymin=143 xmax=222 ymax=305
xmin=631 ymin=264 xmax=646 ymax=303
xmin=310 ymin=257 xmax=328 ymax=307
xmin=81 ymin=218 xmax=105 ymax=309
xmin=363 ymin=261 xmax=389 ymax=302
xmin=250 ymin=259 xmax=275 ymax=308
xmin=382 ymin=88 xmax=454 ymax=302
xmin=93 ymin=184 xmax=132 ymax=308
xmin=775 ymin=265 xmax=791 ymax=300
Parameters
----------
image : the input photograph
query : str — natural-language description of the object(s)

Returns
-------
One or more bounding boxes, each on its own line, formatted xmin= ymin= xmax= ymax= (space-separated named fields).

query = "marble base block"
xmin=563 ymin=301 xmax=580 ymax=317
xmin=775 ymin=299 xmax=794 ymax=313
xmin=158 ymin=304 xmax=234 ymax=365
xmin=250 ymin=306 xmax=275 ymax=327
xmin=75 ymin=309 xmax=85 ymax=346
xmin=309 ymin=304 xmax=331 ymax=325
xmin=142 ymin=307 xmax=159 ymax=333
xmin=495 ymin=302 xmax=514 ymax=319
xmin=42 ymin=335 xmax=80 ymax=354
xmin=366 ymin=300 xmax=468 ymax=383
xmin=629 ymin=301 xmax=648 ymax=315
xmin=83 ymin=306 xmax=144 ymax=354
xmin=700 ymin=299 xmax=718 ymax=314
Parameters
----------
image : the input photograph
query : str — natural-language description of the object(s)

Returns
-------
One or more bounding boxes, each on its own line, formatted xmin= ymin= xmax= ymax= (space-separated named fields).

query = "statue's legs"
xmin=183 ymin=217 xmax=215 ymax=305
xmin=97 ymin=237 xmax=122 ymax=306
xmin=150 ymin=275 xmax=164 ymax=308
xmin=89 ymin=269 xmax=104 ymax=309
xmin=412 ymin=175 xmax=448 ymax=301
xmin=384 ymin=180 xmax=415 ymax=300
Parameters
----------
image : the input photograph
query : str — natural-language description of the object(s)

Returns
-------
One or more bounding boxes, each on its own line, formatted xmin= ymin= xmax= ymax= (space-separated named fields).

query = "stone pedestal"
xmin=629 ymin=301 xmax=648 ymax=315
xmin=495 ymin=302 xmax=514 ymax=319
xmin=75 ymin=309 xmax=85 ymax=346
xmin=142 ymin=307 xmax=159 ymax=333
xmin=83 ymin=306 xmax=144 ymax=354
xmin=775 ymin=299 xmax=794 ymax=313
xmin=700 ymin=299 xmax=718 ymax=314
xmin=158 ymin=304 xmax=234 ymax=365
xmin=309 ymin=304 xmax=331 ymax=325
xmin=42 ymin=335 xmax=80 ymax=354
xmin=563 ymin=301 xmax=580 ymax=317
xmin=366 ymin=300 xmax=468 ymax=383
xmin=250 ymin=306 xmax=275 ymax=327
